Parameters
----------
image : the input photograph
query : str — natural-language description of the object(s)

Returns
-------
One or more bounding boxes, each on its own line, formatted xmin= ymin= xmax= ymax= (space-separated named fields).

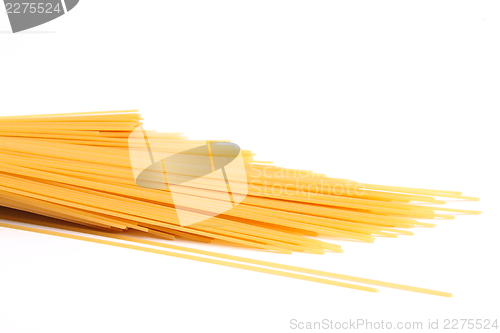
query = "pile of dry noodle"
xmin=0 ymin=110 xmax=480 ymax=296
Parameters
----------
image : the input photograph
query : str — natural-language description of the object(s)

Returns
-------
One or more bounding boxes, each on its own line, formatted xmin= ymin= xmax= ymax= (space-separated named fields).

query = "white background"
xmin=1 ymin=1 xmax=499 ymax=332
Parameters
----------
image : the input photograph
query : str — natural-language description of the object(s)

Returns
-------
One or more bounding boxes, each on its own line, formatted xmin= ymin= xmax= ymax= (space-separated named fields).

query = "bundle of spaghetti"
xmin=0 ymin=110 xmax=481 ymax=255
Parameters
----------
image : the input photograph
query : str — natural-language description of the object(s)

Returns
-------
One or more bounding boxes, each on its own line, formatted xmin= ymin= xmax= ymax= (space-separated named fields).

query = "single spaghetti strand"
xmin=0 ymin=212 xmax=451 ymax=297
xmin=0 ymin=222 xmax=378 ymax=293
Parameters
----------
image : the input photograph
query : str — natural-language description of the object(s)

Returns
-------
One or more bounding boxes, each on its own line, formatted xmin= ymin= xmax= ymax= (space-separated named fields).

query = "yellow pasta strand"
xmin=0 ymin=111 xmax=480 ymax=296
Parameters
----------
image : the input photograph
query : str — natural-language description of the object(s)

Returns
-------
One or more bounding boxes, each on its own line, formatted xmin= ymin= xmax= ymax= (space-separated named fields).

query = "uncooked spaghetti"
xmin=0 ymin=110 xmax=480 ymax=296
